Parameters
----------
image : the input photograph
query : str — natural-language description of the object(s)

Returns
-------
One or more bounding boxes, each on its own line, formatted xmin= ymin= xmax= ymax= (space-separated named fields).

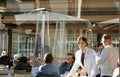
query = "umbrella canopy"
xmin=98 ymin=18 xmax=119 ymax=24
xmin=15 ymin=11 xmax=88 ymax=22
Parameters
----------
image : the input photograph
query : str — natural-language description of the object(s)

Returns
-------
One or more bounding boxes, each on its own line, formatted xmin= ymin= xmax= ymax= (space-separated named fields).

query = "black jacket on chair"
xmin=0 ymin=56 xmax=10 ymax=65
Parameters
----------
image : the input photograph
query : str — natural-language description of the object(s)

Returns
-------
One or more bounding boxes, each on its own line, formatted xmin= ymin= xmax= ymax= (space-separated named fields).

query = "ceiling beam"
xmin=103 ymin=25 xmax=118 ymax=30
xmin=14 ymin=0 xmax=117 ymax=10
xmin=82 ymin=0 xmax=117 ymax=3
xmin=93 ymin=30 xmax=118 ymax=34
xmin=108 ymin=25 xmax=119 ymax=30
xmin=22 ymin=0 xmax=117 ymax=1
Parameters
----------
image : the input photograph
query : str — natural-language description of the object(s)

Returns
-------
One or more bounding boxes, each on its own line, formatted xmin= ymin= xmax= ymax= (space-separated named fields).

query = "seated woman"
xmin=9 ymin=54 xmax=20 ymax=69
xmin=13 ymin=54 xmax=20 ymax=64
xmin=0 ymin=51 xmax=10 ymax=66
xmin=37 ymin=52 xmax=60 ymax=77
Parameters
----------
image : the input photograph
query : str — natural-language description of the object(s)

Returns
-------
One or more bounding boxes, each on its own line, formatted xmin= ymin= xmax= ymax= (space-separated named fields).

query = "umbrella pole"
xmin=36 ymin=0 xmax=40 ymax=8
xmin=33 ymin=14 xmax=40 ymax=66
xmin=52 ymin=21 xmax=59 ymax=58
xmin=77 ymin=0 xmax=82 ymax=18
xmin=40 ymin=13 xmax=46 ymax=64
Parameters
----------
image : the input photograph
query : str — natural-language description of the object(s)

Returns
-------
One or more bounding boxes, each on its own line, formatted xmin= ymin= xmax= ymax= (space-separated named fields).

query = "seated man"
xmin=37 ymin=52 xmax=60 ymax=77
xmin=14 ymin=56 xmax=28 ymax=70
xmin=59 ymin=53 xmax=75 ymax=74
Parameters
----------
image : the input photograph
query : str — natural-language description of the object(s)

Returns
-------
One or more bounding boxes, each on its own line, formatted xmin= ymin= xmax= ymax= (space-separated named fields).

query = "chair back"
xmin=36 ymin=74 xmax=57 ymax=77
xmin=14 ymin=70 xmax=30 ymax=74
xmin=14 ymin=70 xmax=32 ymax=77
xmin=14 ymin=73 xmax=32 ymax=77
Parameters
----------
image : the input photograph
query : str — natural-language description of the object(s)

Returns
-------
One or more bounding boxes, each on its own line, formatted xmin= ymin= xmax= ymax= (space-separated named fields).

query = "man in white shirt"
xmin=67 ymin=37 xmax=99 ymax=77
xmin=96 ymin=34 xmax=119 ymax=77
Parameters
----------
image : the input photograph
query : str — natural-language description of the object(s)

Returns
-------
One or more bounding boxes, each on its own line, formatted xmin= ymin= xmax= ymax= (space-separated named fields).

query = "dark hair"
xmin=77 ymin=36 xmax=88 ymax=45
xmin=19 ymin=56 xmax=28 ymax=64
xmin=102 ymin=34 xmax=111 ymax=40
xmin=44 ymin=53 xmax=53 ymax=63
xmin=67 ymin=53 xmax=75 ymax=60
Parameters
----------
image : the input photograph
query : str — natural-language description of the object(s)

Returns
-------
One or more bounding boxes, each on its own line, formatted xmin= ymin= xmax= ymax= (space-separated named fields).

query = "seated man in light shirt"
xmin=96 ymin=34 xmax=119 ymax=77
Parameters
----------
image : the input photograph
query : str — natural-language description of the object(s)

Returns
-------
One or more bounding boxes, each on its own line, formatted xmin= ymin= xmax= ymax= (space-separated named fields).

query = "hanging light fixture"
xmin=25 ymin=29 xmax=32 ymax=34
xmin=0 ymin=0 xmax=7 ymax=12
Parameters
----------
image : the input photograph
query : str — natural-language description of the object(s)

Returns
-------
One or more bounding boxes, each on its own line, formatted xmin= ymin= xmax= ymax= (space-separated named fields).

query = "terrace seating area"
xmin=0 ymin=0 xmax=119 ymax=77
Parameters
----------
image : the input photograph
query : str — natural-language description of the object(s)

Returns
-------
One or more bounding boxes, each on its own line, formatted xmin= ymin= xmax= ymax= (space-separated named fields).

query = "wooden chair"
xmin=14 ymin=70 xmax=30 ymax=74
xmin=13 ymin=70 xmax=32 ymax=77
xmin=14 ymin=73 xmax=32 ymax=77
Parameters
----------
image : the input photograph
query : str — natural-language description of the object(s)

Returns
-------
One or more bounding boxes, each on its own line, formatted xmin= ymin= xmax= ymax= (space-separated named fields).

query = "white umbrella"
xmin=97 ymin=18 xmax=119 ymax=28
xmin=98 ymin=18 xmax=119 ymax=24
xmin=15 ymin=9 xmax=88 ymax=22
xmin=15 ymin=8 xmax=90 ymax=68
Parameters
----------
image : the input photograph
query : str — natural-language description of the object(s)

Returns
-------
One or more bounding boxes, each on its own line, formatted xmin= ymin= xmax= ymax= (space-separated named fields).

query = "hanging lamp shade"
xmin=0 ymin=0 xmax=7 ymax=12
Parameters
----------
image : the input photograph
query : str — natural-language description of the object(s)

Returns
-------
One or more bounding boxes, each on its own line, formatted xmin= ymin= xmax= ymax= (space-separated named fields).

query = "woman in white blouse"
xmin=67 ymin=36 xmax=99 ymax=77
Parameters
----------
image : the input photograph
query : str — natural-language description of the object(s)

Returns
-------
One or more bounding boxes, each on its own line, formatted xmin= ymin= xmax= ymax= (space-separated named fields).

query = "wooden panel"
xmin=82 ymin=0 xmax=118 ymax=3
xmin=3 ymin=16 xmax=15 ymax=23
xmin=8 ymin=29 xmax=12 ymax=57
xmin=82 ymin=2 xmax=116 ymax=8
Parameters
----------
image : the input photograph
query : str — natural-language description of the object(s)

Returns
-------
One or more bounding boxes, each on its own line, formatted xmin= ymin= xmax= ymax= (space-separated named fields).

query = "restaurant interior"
xmin=0 ymin=0 xmax=119 ymax=77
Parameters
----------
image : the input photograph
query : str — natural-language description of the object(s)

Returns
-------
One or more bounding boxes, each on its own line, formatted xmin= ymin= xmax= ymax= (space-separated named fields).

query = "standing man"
xmin=96 ymin=34 xmax=119 ymax=77
xmin=67 ymin=37 xmax=99 ymax=77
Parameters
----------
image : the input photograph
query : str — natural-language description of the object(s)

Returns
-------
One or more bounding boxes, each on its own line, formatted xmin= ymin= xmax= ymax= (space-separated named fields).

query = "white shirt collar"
xmin=80 ymin=47 xmax=88 ymax=53
xmin=104 ymin=44 xmax=113 ymax=48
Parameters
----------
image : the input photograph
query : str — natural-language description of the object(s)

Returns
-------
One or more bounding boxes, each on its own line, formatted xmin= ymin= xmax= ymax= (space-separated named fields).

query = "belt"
xmin=86 ymin=72 xmax=88 ymax=76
